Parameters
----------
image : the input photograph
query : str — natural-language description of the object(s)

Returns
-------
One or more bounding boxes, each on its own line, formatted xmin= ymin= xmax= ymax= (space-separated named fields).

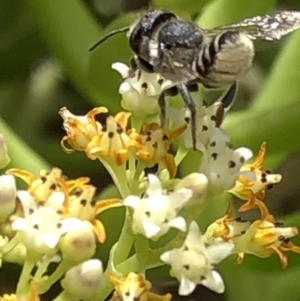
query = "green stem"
xmin=111 ymin=211 xmax=134 ymax=266
xmin=89 ymin=255 xmax=140 ymax=301
xmin=34 ymin=254 xmax=54 ymax=280
xmin=39 ymin=259 xmax=72 ymax=294
xmin=16 ymin=250 xmax=41 ymax=296
xmin=134 ymin=235 xmax=149 ymax=273
xmin=52 ymin=291 xmax=72 ymax=301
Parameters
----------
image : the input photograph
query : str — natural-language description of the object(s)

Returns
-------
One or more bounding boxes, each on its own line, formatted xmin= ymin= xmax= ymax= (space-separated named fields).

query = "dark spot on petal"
xmin=265 ymin=170 xmax=271 ymax=174
xmin=278 ymin=235 xmax=285 ymax=241
xmin=102 ymin=125 xmax=107 ymax=132
xmin=184 ymin=117 xmax=190 ymax=123
xmin=163 ymin=218 xmax=169 ymax=223
xmin=134 ymin=297 xmax=140 ymax=301
xmin=57 ymin=222 xmax=62 ymax=229
xmin=141 ymin=82 xmax=148 ymax=89
xmin=183 ymin=264 xmax=190 ymax=270
xmin=74 ymin=190 xmax=83 ymax=197
xmin=80 ymin=199 xmax=87 ymax=206
xmin=108 ymin=132 xmax=114 ymax=139
xmin=145 ymin=211 xmax=151 ymax=217
xmin=274 ymin=222 xmax=285 ymax=228
xmin=210 ymin=115 xmax=216 ymax=122
xmin=158 ymin=79 xmax=164 ymax=85
xmin=228 ymin=160 xmax=236 ymax=169
xmin=241 ymin=231 xmax=246 ymax=235
xmin=57 ymin=209 xmax=63 ymax=214
xmin=146 ymin=136 xmax=151 ymax=142
xmin=211 ymin=153 xmax=218 ymax=160
xmin=162 ymin=134 xmax=168 ymax=141
xmin=152 ymin=142 xmax=158 ymax=149
xmin=33 ymin=224 xmax=39 ymax=230
xmin=116 ymin=124 xmax=123 ymax=134
xmin=125 ymin=291 xmax=130 ymax=297
xmin=50 ymin=183 xmax=56 ymax=190
xmin=91 ymin=200 xmax=96 ymax=207
xmin=183 ymin=245 xmax=189 ymax=251
xmin=240 ymin=156 xmax=245 ymax=164
xmin=202 ymin=125 xmax=208 ymax=131
xmin=29 ymin=208 xmax=34 ymax=215
xmin=210 ymin=141 xmax=216 ymax=147
xmin=200 ymin=276 xmax=206 ymax=281
xmin=41 ymin=176 xmax=47 ymax=183
xmin=267 ymin=184 xmax=273 ymax=190
xmin=146 ymin=131 xmax=151 ymax=136
xmin=261 ymin=177 xmax=267 ymax=183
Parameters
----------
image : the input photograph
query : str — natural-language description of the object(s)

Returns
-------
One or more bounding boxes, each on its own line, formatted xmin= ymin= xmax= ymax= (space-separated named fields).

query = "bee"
xmin=89 ymin=9 xmax=300 ymax=149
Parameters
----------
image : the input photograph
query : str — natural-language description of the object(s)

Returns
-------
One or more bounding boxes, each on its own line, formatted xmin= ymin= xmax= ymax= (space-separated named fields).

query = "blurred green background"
xmin=1 ymin=0 xmax=300 ymax=300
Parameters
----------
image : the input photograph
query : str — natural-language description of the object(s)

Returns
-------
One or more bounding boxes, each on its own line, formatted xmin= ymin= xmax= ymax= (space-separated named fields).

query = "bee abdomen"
xmin=196 ymin=31 xmax=255 ymax=87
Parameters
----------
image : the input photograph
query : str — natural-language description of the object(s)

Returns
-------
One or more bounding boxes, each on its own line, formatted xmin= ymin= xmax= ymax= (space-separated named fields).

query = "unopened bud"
xmin=59 ymin=221 xmax=96 ymax=264
xmin=0 ymin=133 xmax=10 ymax=169
xmin=61 ymin=259 xmax=103 ymax=299
xmin=0 ymin=175 xmax=16 ymax=222
xmin=175 ymin=173 xmax=208 ymax=206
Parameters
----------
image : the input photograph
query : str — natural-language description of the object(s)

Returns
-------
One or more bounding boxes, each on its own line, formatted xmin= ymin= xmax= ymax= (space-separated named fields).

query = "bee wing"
xmin=205 ymin=10 xmax=300 ymax=48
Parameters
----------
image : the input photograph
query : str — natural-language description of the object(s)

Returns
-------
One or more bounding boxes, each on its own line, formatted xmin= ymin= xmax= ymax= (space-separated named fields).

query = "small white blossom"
xmin=168 ymin=101 xmax=226 ymax=150
xmin=124 ymin=174 xmax=192 ymax=240
xmin=12 ymin=191 xmax=81 ymax=254
xmin=199 ymin=129 xmax=253 ymax=195
xmin=112 ymin=62 xmax=174 ymax=116
xmin=0 ymin=133 xmax=10 ymax=169
xmin=61 ymin=259 xmax=103 ymax=299
xmin=161 ymin=222 xmax=233 ymax=296
xmin=0 ymin=175 xmax=16 ymax=222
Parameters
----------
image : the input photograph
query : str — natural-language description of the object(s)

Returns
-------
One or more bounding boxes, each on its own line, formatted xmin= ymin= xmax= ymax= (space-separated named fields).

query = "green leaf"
xmin=198 ymin=0 xmax=276 ymax=28
xmin=0 ymin=118 xmax=49 ymax=174
xmin=224 ymin=100 xmax=300 ymax=155
xmin=252 ymin=30 xmax=300 ymax=110
xmin=26 ymin=0 xmax=108 ymax=104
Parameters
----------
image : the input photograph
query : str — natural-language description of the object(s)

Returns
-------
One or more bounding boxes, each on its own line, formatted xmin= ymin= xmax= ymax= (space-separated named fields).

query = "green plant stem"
xmin=38 ymin=259 xmax=73 ymax=294
xmin=90 ymin=255 xmax=140 ymax=301
xmin=134 ymin=235 xmax=149 ymax=273
xmin=16 ymin=250 xmax=41 ymax=296
xmin=34 ymin=254 xmax=54 ymax=280
xmin=53 ymin=291 xmax=72 ymax=301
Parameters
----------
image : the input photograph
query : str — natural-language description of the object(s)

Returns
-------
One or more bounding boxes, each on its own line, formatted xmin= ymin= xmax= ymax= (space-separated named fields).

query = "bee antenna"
xmin=89 ymin=26 xmax=130 ymax=51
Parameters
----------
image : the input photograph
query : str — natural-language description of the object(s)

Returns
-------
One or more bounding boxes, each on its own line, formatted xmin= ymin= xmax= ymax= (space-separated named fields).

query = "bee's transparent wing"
xmin=205 ymin=11 xmax=300 ymax=43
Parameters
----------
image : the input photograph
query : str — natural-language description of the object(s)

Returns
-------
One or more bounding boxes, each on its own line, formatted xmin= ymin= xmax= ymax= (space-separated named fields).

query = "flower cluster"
xmin=0 ymin=60 xmax=299 ymax=301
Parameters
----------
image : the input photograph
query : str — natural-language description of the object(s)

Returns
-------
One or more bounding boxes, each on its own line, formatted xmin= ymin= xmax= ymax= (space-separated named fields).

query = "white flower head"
xmin=0 ymin=175 xmax=16 ymax=222
xmin=124 ymin=174 xmax=192 ymax=240
xmin=112 ymin=62 xmax=174 ymax=116
xmin=62 ymin=259 xmax=103 ymax=299
xmin=199 ymin=128 xmax=253 ymax=195
xmin=12 ymin=191 xmax=80 ymax=255
xmin=0 ymin=133 xmax=10 ymax=169
xmin=161 ymin=222 xmax=233 ymax=296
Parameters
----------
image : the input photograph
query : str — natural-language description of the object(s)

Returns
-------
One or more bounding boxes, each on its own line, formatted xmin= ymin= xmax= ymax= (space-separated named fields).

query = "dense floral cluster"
xmin=0 ymin=63 xmax=299 ymax=301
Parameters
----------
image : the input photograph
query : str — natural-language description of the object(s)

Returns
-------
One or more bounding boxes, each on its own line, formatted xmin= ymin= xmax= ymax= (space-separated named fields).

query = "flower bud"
xmin=175 ymin=173 xmax=208 ymax=206
xmin=0 ymin=175 xmax=16 ymax=222
xmin=61 ymin=259 xmax=103 ymax=299
xmin=0 ymin=133 xmax=10 ymax=169
xmin=59 ymin=221 xmax=96 ymax=264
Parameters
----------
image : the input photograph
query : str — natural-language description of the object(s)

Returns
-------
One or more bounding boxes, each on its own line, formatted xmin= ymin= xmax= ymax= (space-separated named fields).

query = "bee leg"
xmin=177 ymin=84 xmax=197 ymax=150
xmin=158 ymin=87 xmax=178 ymax=128
xmin=221 ymin=82 xmax=237 ymax=111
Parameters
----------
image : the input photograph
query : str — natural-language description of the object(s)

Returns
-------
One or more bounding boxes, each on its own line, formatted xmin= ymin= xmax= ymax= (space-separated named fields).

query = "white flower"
xmin=124 ymin=174 xmax=192 ymax=240
xmin=0 ymin=133 xmax=10 ymax=169
xmin=0 ymin=175 xmax=16 ymax=222
xmin=12 ymin=191 xmax=81 ymax=254
xmin=168 ymin=100 xmax=226 ymax=150
xmin=199 ymin=129 xmax=253 ymax=195
xmin=160 ymin=222 xmax=233 ymax=296
xmin=61 ymin=259 xmax=103 ymax=299
xmin=112 ymin=62 xmax=174 ymax=116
